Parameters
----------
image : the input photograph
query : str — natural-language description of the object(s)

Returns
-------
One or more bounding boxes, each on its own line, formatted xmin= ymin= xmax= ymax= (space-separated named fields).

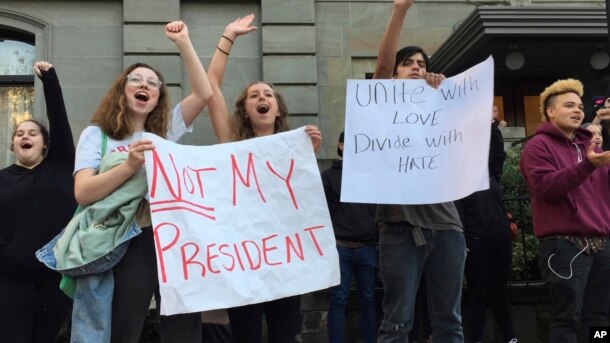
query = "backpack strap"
xmin=101 ymin=131 xmax=108 ymax=158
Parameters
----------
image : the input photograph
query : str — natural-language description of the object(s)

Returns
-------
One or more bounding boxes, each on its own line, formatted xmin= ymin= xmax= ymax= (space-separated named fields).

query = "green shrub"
xmin=502 ymin=147 xmax=540 ymax=281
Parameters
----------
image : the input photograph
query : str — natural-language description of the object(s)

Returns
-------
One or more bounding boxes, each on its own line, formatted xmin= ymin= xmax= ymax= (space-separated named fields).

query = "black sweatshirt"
xmin=321 ymin=160 xmax=378 ymax=244
xmin=0 ymin=68 xmax=77 ymax=278
xmin=454 ymin=121 xmax=511 ymax=242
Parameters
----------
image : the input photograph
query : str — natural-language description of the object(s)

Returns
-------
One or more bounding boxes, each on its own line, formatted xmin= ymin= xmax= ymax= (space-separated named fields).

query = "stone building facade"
xmin=2 ymin=0 xmax=604 ymax=168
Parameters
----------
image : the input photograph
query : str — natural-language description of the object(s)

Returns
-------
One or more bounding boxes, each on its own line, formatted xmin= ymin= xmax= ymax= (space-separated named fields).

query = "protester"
xmin=205 ymin=14 xmax=322 ymax=343
xmin=408 ymin=281 xmax=432 ymax=343
xmin=0 ymin=61 xmax=76 ymax=342
xmin=70 ymin=20 xmax=212 ymax=342
xmin=493 ymin=105 xmax=508 ymax=128
xmin=455 ymin=110 xmax=518 ymax=343
xmin=374 ymin=1 xmax=466 ymax=342
xmin=520 ymin=79 xmax=610 ymax=343
xmin=583 ymin=122 xmax=603 ymax=149
xmin=585 ymin=95 xmax=610 ymax=150
xmin=322 ymin=131 xmax=378 ymax=343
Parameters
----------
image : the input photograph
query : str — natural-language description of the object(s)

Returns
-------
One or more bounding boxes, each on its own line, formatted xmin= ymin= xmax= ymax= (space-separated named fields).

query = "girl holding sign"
xmin=206 ymin=14 xmax=322 ymax=343
xmin=72 ymin=21 xmax=212 ymax=342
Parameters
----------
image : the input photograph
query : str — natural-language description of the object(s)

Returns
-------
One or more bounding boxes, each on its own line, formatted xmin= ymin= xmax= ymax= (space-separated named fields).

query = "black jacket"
xmin=321 ymin=160 xmax=378 ymax=243
xmin=455 ymin=121 xmax=511 ymax=241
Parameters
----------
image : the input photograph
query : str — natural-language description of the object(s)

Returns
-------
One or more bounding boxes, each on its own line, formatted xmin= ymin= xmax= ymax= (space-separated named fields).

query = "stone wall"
xmin=0 ymin=0 xmax=496 ymax=163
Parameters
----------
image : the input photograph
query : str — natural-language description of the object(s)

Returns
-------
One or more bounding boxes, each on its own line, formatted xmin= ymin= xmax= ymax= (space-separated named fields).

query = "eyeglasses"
xmin=126 ymin=74 xmax=162 ymax=89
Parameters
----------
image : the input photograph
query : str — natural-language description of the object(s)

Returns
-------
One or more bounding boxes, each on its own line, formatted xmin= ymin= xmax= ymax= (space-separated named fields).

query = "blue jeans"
xmin=36 ymin=222 xmax=140 ymax=343
xmin=377 ymin=222 xmax=466 ymax=343
xmin=538 ymin=238 xmax=610 ymax=343
xmin=327 ymin=245 xmax=378 ymax=343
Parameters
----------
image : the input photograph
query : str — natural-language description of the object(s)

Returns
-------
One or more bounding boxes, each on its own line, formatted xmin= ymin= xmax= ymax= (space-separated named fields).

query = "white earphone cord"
xmin=547 ymin=240 xmax=589 ymax=280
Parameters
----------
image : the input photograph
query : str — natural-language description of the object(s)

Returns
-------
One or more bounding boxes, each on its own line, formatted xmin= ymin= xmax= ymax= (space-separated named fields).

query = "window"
xmin=0 ymin=38 xmax=35 ymax=167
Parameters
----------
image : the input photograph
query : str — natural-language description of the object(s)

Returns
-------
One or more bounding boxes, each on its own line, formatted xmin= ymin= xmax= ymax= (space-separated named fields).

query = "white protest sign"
xmin=342 ymin=56 xmax=494 ymax=204
xmin=143 ymin=128 xmax=339 ymax=315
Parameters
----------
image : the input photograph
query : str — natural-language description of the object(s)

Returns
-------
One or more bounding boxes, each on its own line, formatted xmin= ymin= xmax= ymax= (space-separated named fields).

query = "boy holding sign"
xmin=374 ymin=1 xmax=466 ymax=342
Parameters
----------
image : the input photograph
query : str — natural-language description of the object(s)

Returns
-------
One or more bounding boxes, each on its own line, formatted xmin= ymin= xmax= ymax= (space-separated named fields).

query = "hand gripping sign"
xmin=342 ymin=56 xmax=495 ymax=204
xmin=144 ymin=128 xmax=339 ymax=315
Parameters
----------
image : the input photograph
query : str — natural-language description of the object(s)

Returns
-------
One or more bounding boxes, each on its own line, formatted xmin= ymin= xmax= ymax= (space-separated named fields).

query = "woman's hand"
xmin=165 ymin=20 xmax=189 ymax=43
xmin=305 ymin=125 xmax=322 ymax=152
xmin=596 ymin=107 xmax=610 ymax=121
xmin=33 ymin=61 xmax=53 ymax=79
xmin=126 ymin=139 xmax=155 ymax=172
xmin=223 ymin=14 xmax=257 ymax=42
xmin=394 ymin=0 xmax=415 ymax=10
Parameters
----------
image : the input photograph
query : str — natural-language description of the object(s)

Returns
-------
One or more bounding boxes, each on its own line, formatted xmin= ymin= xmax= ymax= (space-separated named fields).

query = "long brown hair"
xmin=91 ymin=63 xmax=170 ymax=139
xmin=233 ymin=81 xmax=289 ymax=140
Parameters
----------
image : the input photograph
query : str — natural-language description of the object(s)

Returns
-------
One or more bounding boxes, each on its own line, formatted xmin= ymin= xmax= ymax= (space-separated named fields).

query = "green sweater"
xmin=54 ymin=152 xmax=147 ymax=270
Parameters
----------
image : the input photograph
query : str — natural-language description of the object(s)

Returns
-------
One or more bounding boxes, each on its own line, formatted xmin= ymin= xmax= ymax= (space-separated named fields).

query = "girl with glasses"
xmin=71 ymin=20 xmax=213 ymax=342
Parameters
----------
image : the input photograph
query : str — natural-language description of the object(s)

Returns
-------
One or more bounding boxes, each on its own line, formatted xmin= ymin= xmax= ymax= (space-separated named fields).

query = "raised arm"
xmin=374 ymin=0 xmax=413 ymax=79
xmin=34 ymin=62 xmax=75 ymax=167
xmin=207 ymin=14 xmax=257 ymax=143
xmin=165 ymin=20 xmax=213 ymax=127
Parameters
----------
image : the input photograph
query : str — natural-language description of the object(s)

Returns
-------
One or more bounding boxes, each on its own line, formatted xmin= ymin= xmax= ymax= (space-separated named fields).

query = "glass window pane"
xmin=0 ymin=86 xmax=34 ymax=166
xmin=0 ymin=40 xmax=35 ymax=76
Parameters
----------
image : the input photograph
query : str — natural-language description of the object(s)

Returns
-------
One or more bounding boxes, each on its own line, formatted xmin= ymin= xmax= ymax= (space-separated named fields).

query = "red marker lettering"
xmin=262 ymin=234 xmax=282 ymax=266
xmin=206 ymin=243 xmax=220 ymax=274
xmin=285 ymin=232 xmax=305 ymax=263
xmin=241 ymin=240 xmax=262 ymax=270
xmin=231 ymin=153 xmax=266 ymax=206
xmin=153 ymin=222 xmax=181 ymax=283
xmin=181 ymin=242 xmax=205 ymax=280
xmin=266 ymin=159 xmax=298 ymax=209
xmin=304 ymin=225 xmax=325 ymax=256
xmin=219 ymin=243 xmax=235 ymax=271
xmin=150 ymin=149 xmax=181 ymax=199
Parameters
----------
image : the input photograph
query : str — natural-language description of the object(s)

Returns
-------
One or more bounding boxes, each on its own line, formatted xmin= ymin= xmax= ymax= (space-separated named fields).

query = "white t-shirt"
xmin=74 ymin=104 xmax=192 ymax=174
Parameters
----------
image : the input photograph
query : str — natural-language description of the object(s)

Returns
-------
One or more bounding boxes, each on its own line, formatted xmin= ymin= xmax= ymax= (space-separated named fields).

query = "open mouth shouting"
xmin=256 ymin=104 xmax=270 ymax=114
xmin=135 ymin=91 xmax=150 ymax=103
xmin=20 ymin=142 xmax=33 ymax=150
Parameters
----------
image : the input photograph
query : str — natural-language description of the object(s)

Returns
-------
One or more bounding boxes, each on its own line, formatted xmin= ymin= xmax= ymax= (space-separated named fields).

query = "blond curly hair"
xmin=539 ymin=79 xmax=584 ymax=121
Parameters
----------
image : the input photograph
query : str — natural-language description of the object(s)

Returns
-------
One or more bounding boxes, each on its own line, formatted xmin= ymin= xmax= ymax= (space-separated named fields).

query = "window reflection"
xmin=0 ymin=87 xmax=34 ymax=166
xmin=0 ymin=38 xmax=35 ymax=167
xmin=3 ymin=87 xmax=34 ymax=123
xmin=0 ymin=40 xmax=34 ymax=76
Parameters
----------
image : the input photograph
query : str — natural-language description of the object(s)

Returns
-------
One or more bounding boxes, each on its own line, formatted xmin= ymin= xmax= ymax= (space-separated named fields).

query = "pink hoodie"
xmin=520 ymin=121 xmax=610 ymax=238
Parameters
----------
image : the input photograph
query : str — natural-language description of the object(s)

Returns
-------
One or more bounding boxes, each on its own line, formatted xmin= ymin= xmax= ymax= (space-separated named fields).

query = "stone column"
xmin=261 ymin=0 xmax=318 ymax=130
xmin=122 ymin=0 xmax=183 ymax=104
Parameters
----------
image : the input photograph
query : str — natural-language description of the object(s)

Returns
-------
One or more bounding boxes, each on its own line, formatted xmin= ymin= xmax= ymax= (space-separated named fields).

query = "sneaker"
xmin=507 ymin=339 xmax=518 ymax=343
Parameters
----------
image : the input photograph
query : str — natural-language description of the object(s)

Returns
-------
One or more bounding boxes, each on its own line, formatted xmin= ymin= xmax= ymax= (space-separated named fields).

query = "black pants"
xmin=202 ymin=323 xmax=232 ymax=343
xmin=111 ymin=228 xmax=202 ymax=343
xmin=465 ymin=238 xmax=514 ymax=342
xmin=228 ymin=295 xmax=301 ymax=343
xmin=538 ymin=239 xmax=610 ymax=343
xmin=0 ymin=271 xmax=71 ymax=342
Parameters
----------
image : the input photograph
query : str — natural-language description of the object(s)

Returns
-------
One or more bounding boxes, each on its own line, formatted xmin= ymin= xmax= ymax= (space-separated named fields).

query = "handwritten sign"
xmin=342 ymin=56 xmax=494 ymax=204
xmin=143 ymin=128 xmax=339 ymax=315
